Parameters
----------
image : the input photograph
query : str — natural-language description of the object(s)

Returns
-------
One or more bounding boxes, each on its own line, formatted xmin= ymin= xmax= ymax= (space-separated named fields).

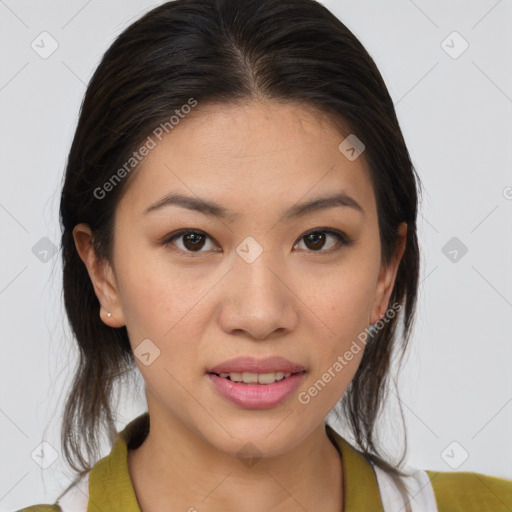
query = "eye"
xmin=294 ymin=228 xmax=352 ymax=253
xmin=162 ymin=227 xmax=352 ymax=256
xmin=162 ymin=229 xmax=219 ymax=255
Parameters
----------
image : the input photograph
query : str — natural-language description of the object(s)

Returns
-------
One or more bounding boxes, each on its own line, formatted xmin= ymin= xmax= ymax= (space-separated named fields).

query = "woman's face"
xmin=82 ymin=100 xmax=405 ymax=457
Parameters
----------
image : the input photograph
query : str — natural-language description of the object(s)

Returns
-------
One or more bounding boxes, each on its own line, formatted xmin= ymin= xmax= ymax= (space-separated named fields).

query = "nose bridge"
xmin=218 ymin=236 xmax=297 ymax=338
xmin=238 ymin=242 xmax=280 ymax=297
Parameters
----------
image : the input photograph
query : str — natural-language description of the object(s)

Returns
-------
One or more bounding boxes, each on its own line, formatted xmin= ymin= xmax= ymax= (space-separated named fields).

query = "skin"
xmin=74 ymin=99 xmax=407 ymax=511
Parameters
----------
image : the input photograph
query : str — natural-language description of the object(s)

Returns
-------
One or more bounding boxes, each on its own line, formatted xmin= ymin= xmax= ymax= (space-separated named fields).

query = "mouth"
xmin=206 ymin=356 xmax=307 ymax=409
xmin=207 ymin=370 xmax=306 ymax=385
xmin=206 ymin=369 xmax=307 ymax=410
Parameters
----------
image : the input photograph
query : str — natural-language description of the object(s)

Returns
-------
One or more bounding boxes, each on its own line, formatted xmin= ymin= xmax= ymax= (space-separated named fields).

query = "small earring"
xmin=107 ymin=311 xmax=112 ymax=318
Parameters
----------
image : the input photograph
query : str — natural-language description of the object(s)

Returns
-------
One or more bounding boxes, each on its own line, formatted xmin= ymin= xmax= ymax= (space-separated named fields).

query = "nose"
xmin=217 ymin=247 xmax=299 ymax=340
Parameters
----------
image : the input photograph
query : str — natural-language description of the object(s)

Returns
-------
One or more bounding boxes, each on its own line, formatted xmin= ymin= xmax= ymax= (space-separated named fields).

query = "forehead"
xmin=116 ymin=100 xmax=375 ymax=221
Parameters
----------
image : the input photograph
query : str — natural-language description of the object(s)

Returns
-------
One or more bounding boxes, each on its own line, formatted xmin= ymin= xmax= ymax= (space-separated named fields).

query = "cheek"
xmin=114 ymin=254 xmax=179 ymax=352
xmin=116 ymin=244 xmax=197 ymax=325
xmin=299 ymin=256 xmax=377 ymax=400
xmin=115 ymin=251 xmax=217 ymax=377
xmin=305 ymin=261 xmax=376 ymax=333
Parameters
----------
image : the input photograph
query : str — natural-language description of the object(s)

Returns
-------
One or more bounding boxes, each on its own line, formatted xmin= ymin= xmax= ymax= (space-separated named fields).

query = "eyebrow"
xmin=143 ymin=191 xmax=364 ymax=221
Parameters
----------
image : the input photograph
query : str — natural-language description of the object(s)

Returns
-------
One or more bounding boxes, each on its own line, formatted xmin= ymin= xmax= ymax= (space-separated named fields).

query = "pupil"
xmin=306 ymin=232 xmax=325 ymax=250
xmin=184 ymin=232 xmax=204 ymax=251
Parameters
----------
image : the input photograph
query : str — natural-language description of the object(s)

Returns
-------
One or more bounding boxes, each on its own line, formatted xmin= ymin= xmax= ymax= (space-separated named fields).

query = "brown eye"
xmin=304 ymin=232 xmax=327 ymax=250
xmin=295 ymin=229 xmax=350 ymax=253
xmin=162 ymin=227 xmax=352 ymax=256
xmin=181 ymin=232 xmax=207 ymax=251
xmin=163 ymin=229 xmax=218 ymax=253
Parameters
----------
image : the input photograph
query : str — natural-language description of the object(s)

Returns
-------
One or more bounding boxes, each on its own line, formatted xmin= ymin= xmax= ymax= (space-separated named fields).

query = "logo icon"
xmin=237 ymin=442 xmax=262 ymax=468
xmin=32 ymin=237 xmax=58 ymax=263
xmin=442 ymin=236 xmax=468 ymax=263
xmin=31 ymin=31 xmax=59 ymax=59
xmin=31 ymin=441 xmax=59 ymax=469
xmin=236 ymin=236 xmax=263 ymax=264
xmin=134 ymin=338 xmax=161 ymax=366
xmin=338 ymin=134 xmax=365 ymax=161
xmin=441 ymin=441 xmax=469 ymax=469
xmin=441 ymin=32 xmax=469 ymax=59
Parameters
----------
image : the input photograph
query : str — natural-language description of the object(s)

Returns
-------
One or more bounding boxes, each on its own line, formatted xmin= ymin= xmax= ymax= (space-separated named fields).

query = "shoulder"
xmin=426 ymin=469 xmax=512 ymax=511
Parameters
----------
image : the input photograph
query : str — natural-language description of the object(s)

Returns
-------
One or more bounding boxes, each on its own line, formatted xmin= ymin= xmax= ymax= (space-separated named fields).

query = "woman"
xmin=18 ymin=0 xmax=512 ymax=510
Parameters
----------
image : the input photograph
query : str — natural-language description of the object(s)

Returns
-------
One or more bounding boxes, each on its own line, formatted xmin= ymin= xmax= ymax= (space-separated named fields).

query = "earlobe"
xmin=72 ymin=223 xmax=126 ymax=328
xmin=99 ymin=306 xmax=124 ymax=328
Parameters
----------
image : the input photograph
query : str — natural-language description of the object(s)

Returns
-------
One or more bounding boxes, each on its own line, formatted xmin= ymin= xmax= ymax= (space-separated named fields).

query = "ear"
xmin=72 ymin=223 xmax=126 ymax=328
xmin=369 ymin=222 xmax=407 ymax=325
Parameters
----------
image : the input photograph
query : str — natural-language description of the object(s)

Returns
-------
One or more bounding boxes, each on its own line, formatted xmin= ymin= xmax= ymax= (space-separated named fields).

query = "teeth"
xmin=218 ymin=371 xmax=292 ymax=384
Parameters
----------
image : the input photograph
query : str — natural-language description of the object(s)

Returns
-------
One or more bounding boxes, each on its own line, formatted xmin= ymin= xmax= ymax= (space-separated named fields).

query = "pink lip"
xmin=207 ymin=372 xmax=306 ymax=409
xmin=207 ymin=356 xmax=305 ymax=374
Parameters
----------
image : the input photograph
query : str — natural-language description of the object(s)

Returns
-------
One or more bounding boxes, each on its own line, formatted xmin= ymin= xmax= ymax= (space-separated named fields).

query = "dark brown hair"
xmin=59 ymin=0 xmax=421 ymax=506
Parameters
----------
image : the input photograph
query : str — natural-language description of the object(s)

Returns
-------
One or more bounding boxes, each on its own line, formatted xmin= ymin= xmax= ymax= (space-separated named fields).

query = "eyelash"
xmin=161 ymin=228 xmax=353 ymax=256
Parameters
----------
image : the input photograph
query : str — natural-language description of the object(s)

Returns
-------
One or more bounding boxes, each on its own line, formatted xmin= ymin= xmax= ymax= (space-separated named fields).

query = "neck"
xmin=127 ymin=408 xmax=343 ymax=512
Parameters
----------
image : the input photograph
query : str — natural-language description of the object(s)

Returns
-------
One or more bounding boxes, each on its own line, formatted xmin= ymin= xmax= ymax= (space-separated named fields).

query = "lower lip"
xmin=207 ymin=372 xmax=306 ymax=409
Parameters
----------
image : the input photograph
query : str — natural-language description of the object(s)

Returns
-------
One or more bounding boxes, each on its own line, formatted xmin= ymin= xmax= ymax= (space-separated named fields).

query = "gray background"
xmin=1 ymin=0 xmax=511 ymax=508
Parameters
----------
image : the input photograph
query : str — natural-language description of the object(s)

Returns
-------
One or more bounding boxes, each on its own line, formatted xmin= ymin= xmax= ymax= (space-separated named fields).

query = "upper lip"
xmin=207 ymin=356 xmax=306 ymax=374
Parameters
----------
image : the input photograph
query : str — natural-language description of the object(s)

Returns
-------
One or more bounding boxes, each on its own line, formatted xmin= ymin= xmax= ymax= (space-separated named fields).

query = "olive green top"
xmin=17 ymin=413 xmax=512 ymax=511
